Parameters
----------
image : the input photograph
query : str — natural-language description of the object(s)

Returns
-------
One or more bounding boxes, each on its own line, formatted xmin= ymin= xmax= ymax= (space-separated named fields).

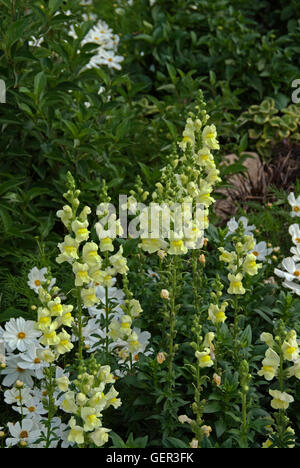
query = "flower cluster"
xmin=78 ymin=284 xmax=152 ymax=371
xmin=207 ymin=276 xmax=228 ymax=325
xmin=69 ymin=17 xmax=124 ymax=70
xmin=226 ymin=216 xmax=273 ymax=262
xmin=56 ymin=175 xmax=127 ymax=308
xmin=60 ymin=361 xmax=121 ymax=447
xmin=35 ymin=282 xmax=74 ymax=359
xmin=258 ymin=330 xmax=299 ymax=386
xmin=219 ymin=231 xmax=262 ymax=295
xmin=136 ymin=93 xmax=221 ymax=256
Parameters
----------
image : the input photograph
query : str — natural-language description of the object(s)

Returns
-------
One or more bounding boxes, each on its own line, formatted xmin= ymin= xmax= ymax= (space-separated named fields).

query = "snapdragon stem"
xmin=45 ymin=364 xmax=55 ymax=449
xmin=241 ymin=392 xmax=248 ymax=447
xmin=77 ymin=287 xmax=83 ymax=362
xmin=168 ymin=256 xmax=177 ymax=393
xmin=105 ymin=286 xmax=109 ymax=361
xmin=192 ymin=250 xmax=201 ymax=317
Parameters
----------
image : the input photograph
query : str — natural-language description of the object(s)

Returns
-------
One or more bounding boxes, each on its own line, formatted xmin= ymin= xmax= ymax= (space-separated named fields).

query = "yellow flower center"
xmin=293 ymin=270 xmax=300 ymax=277
xmin=231 ymin=281 xmax=241 ymax=288
xmin=20 ymin=431 xmax=29 ymax=439
xmin=296 ymin=238 xmax=300 ymax=243
xmin=263 ymin=366 xmax=274 ymax=373
xmin=60 ymin=340 xmax=69 ymax=347
xmin=253 ymin=251 xmax=259 ymax=257
xmin=216 ymin=311 xmax=226 ymax=321
xmin=87 ymin=414 xmax=97 ymax=423
xmin=200 ymin=355 xmax=211 ymax=363
xmin=286 ymin=346 xmax=297 ymax=355
xmin=34 ymin=358 xmax=41 ymax=364
xmin=40 ymin=317 xmax=50 ymax=324
xmin=172 ymin=240 xmax=183 ymax=248
xmin=51 ymin=304 xmax=63 ymax=313
xmin=77 ymin=228 xmax=88 ymax=236
xmin=130 ymin=340 xmax=139 ymax=347
xmin=35 ymin=280 xmax=41 ymax=287
xmin=18 ymin=332 xmax=26 ymax=339
xmin=78 ymin=271 xmax=88 ymax=278
xmin=102 ymin=237 xmax=112 ymax=244
xmin=65 ymin=246 xmax=76 ymax=254
xmin=206 ymin=132 xmax=214 ymax=139
xmin=293 ymin=206 xmax=300 ymax=212
xmin=28 ymin=406 xmax=36 ymax=413
xmin=121 ymin=322 xmax=130 ymax=329
xmin=45 ymin=332 xmax=56 ymax=339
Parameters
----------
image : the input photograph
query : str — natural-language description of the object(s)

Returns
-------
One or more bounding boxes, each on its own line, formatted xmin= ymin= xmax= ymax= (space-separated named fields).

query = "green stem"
xmin=45 ymin=365 xmax=55 ymax=449
xmin=241 ymin=392 xmax=248 ymax=447
xmin=77 ymin=287 xmax=83 ymax=362
xmin=105 ymin=286 xmax=109 ymax=361
xmin=168 ymin=257 xmax=177 ymax=393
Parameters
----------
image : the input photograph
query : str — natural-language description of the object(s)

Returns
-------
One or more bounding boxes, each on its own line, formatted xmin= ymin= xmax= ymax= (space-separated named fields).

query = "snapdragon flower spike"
xmin=60 ymin=364 xmax=121 ymax=447
xmin=138 ymin=93 xmax=220 ymax=256
xmin=219 ymin=234 xmax=262 ymax=295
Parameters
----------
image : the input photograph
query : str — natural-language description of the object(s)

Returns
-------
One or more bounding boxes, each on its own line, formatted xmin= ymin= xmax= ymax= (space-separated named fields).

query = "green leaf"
xmin=215 ymin=420 xmax=227 ymax=438
xmin=49 ymin=0 xmax=63 ymax=14
xmin=34 ymin=71 xmax=47 ymax=99
xmin=203 ymin=402 xmax=222 ymax=413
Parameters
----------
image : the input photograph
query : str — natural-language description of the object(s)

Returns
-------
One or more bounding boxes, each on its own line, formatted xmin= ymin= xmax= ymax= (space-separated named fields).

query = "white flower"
xmin=18 ymin=344 xmax=49 ymax=379
xmin=282 ymin=281 xmax=300 ymax=296
xmin=88 ymin=49 xmax=124 ymax=70
xmin=73 ymin=318 xmax=106 ymax=353
xmin=289 ymin=224 xmax=300 ymax=245
xmin=226 ymin=216 xmax=256 ymax=237
xmin=27 ymin=267 xmax=48 ymax=293
xmin=251 ymin=241 xmax=272 ymax=261
xmin=288 ymin=192 xmax=300 ymax=217
xmin=290 ymin=245 xmax=300 ymax=262
xmin=274 ymin=257 xmax=300 ymax=282
xmin=28 ymin=36 xmax=44 ymax=47
xmin=6 ymin=418 xmax=41 ymax=447
xmin=51 ymin=417 xmax=73 ymax=448
xmin=4 ymin=386 xmax=32 ymax=406
xmin=1 ymin=355 xmax=35 ymax=387
xmin=2 ymin=318 xmax=41 ymax=352
xmin=13 ymin=396 xmax=48 ymax=419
